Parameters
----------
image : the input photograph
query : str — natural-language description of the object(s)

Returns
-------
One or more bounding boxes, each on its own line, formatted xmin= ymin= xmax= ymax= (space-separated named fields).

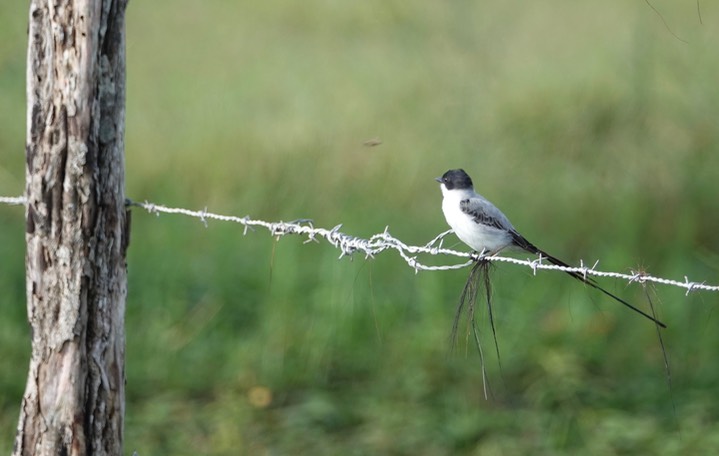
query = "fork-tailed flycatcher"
xmin=436 ymin=168 xmax=665 ymax=328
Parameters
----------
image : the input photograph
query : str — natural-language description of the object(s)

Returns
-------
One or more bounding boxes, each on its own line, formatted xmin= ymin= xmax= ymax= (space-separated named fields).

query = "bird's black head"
xmin=435 ymin=169 xmax=474 ymax=190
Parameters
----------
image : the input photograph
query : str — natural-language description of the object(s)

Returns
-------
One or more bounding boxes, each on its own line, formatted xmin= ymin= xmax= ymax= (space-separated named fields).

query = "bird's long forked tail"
xmin=509 ymin=231 xmax=667 ymax=329
xmin=450 ymin=259 xmax=501 ymax=400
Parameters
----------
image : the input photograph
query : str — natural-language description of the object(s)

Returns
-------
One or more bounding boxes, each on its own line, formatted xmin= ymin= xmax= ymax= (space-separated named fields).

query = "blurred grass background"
xmin=2 ymin=0 xmax=719 ymax=454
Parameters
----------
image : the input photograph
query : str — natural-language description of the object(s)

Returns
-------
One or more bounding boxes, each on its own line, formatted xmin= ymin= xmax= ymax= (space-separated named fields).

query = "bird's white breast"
xmin=440 ymin=187 xmax=513 ymax=254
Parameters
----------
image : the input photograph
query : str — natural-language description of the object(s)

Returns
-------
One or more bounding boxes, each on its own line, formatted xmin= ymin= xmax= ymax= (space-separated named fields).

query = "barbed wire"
xmin=0 ymin=196 xmax=26 ymax=206
xmin=1 ymin=195 xmax=717 ymax=294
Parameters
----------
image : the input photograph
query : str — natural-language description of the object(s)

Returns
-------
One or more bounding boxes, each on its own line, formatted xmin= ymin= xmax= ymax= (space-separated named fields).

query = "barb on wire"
xmin=1 ymin=195 xmax=717 ymax=293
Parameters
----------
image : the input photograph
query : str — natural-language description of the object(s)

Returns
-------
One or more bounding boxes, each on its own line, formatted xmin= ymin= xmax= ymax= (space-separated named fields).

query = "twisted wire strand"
xmin=1 ymin=195 xmax=716 ymax=294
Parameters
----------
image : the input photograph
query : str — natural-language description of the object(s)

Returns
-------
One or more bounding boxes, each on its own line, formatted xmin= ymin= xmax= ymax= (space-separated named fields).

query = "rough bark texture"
xmin=14 ymin=0 xmax=129 ymax=455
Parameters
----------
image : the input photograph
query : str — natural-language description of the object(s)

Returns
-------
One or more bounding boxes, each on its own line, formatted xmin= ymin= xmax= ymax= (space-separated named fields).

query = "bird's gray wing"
xmin=459 ymin=197 xmax=514 ymax=231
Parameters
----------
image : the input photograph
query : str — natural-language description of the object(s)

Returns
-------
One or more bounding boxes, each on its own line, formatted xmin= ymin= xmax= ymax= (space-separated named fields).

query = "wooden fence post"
xmin=14 ymin=1 xmax=130 ymax=454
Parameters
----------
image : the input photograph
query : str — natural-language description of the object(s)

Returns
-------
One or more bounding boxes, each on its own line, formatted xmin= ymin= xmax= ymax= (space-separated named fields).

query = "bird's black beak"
xmin=435 ymin=177 xmax=443 ymax=183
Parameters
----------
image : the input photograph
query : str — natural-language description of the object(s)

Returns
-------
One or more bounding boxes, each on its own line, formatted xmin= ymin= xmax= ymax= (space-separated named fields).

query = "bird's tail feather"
xmin=510 ymin=231 xmax=666 ymax=328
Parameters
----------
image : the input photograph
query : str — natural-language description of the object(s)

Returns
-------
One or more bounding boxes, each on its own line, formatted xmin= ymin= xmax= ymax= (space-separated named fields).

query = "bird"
xmin=435 ymin=168 xmax=666 ymax=328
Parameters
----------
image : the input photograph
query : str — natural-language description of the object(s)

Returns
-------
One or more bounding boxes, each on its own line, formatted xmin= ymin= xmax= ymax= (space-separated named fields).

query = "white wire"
xmin=1 ymin=195 xmax=716 ymax=293
xmin=0 ymin=196 xmax=26 ymax=206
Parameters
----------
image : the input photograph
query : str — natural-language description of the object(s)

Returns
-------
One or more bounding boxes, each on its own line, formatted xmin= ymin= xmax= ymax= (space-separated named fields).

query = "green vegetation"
xmin=2 ymin=1 xmax=719 ymax=454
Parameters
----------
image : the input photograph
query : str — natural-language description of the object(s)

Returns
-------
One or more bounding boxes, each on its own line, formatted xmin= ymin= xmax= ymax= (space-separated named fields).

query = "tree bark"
xmin=14 ymin=1 xmax=130 ymax=455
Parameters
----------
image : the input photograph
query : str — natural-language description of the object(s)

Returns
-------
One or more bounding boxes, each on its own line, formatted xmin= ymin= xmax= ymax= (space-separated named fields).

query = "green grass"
xmin=2 ymin=1 xmax=719 ymax=454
